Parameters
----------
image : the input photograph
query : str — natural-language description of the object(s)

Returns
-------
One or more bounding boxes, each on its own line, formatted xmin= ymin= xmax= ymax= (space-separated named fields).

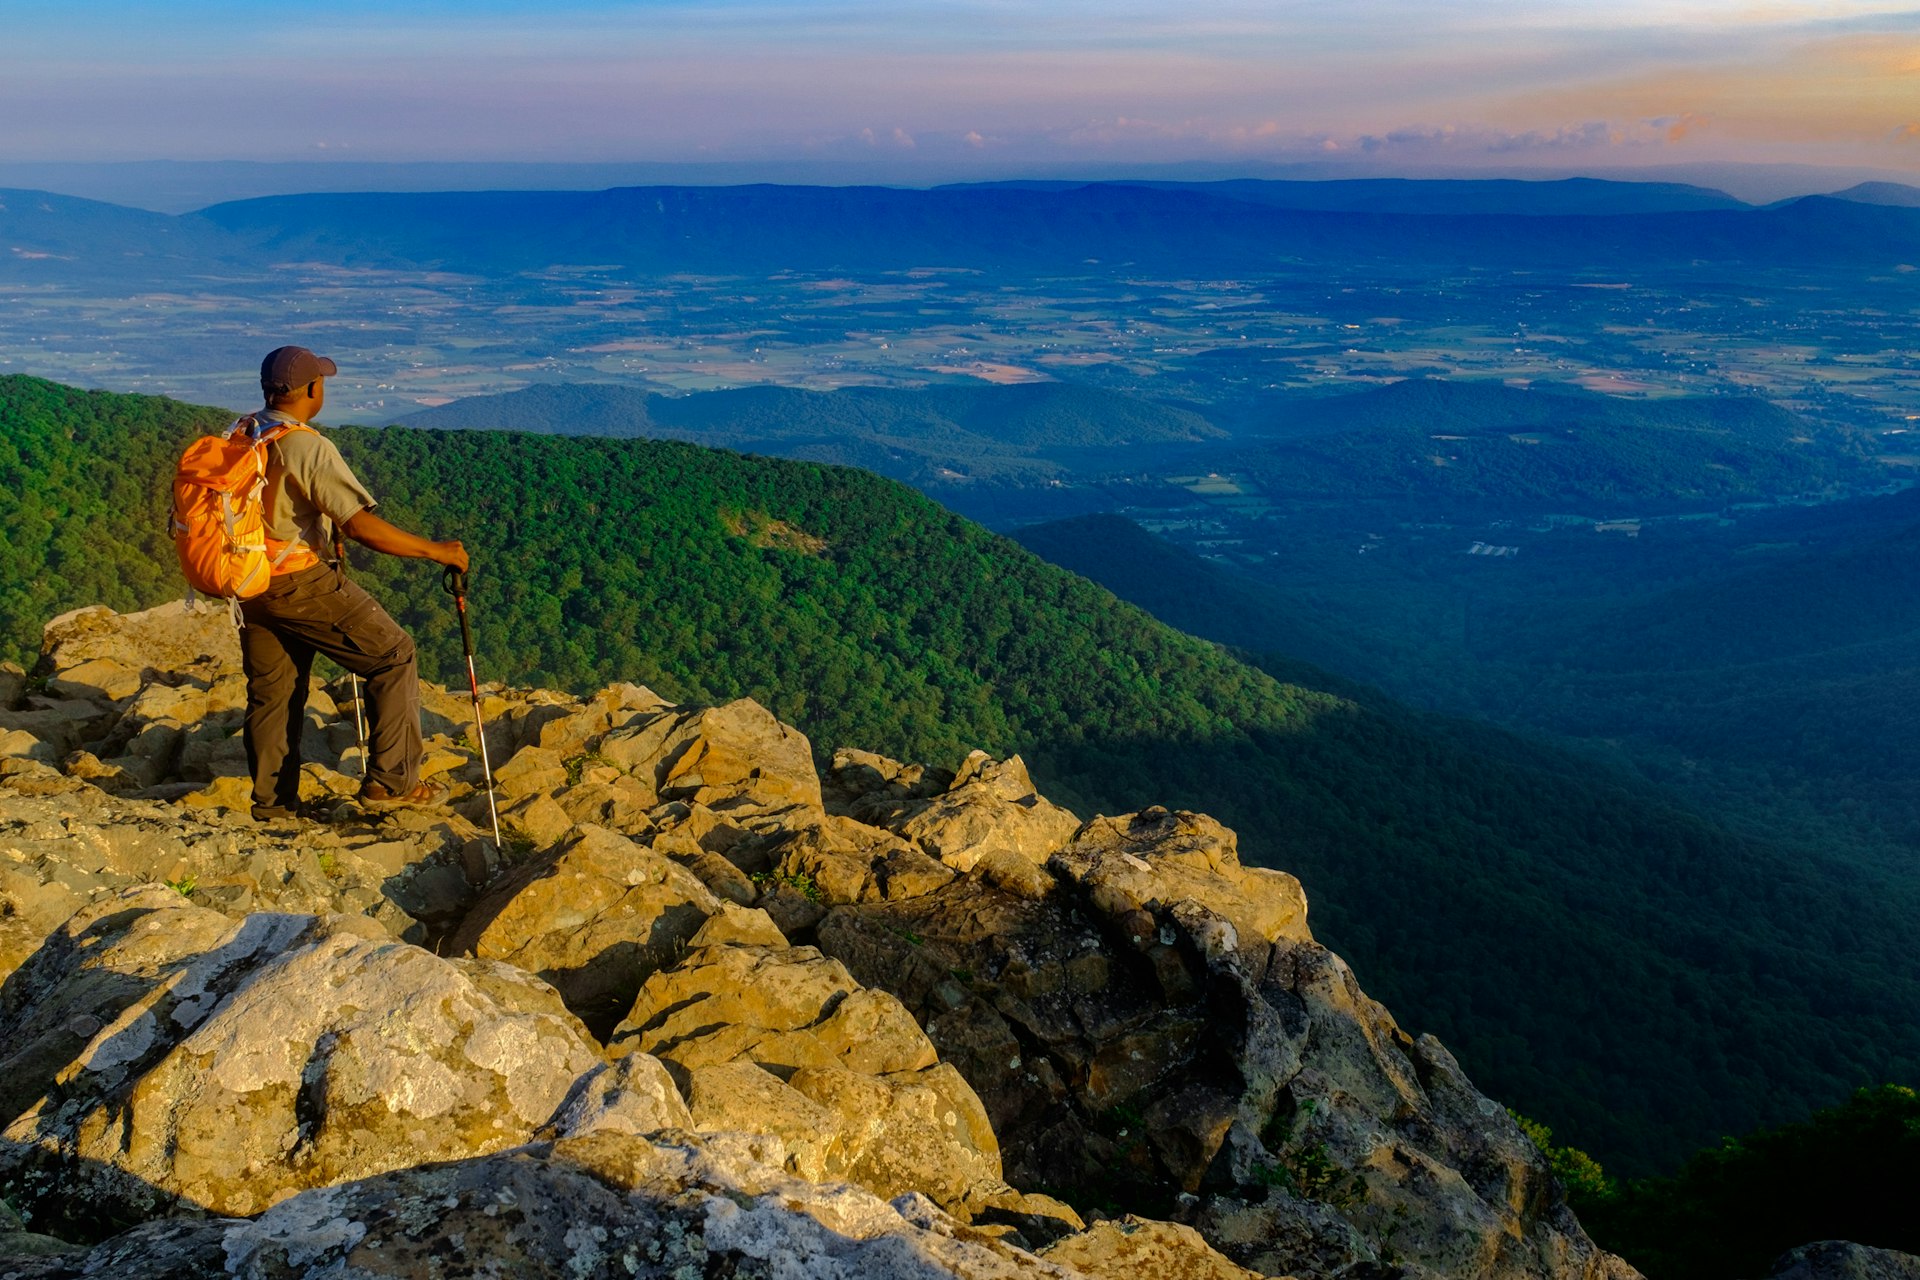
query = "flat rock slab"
xmin=0 ymin=890 xmax=602 ymax=1222
xmin=610 ymin=941 xmax=936 ymax=1077
xmin=41 ymin=603 xmax=240 ymax=684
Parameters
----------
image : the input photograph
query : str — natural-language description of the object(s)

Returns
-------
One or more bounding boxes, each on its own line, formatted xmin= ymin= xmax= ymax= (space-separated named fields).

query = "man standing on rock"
xmin=240 ymin=345 xmax=468 ymax=821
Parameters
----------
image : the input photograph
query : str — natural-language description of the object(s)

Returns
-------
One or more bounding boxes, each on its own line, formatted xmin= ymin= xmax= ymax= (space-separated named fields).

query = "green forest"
xmin=3 ymin=373 xmax=1918 ymax=1191
xmin=1579 ymin=1085 xmax=1920 ymax=1280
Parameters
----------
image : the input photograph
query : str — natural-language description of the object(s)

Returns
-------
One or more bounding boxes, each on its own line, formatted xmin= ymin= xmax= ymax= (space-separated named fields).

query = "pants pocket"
xmin=332 ymin=593 xmax=411 ymax=663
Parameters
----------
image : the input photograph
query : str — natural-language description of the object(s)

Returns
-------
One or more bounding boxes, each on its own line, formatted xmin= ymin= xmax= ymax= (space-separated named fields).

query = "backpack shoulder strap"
xmin=230 ymin=415 xmax=317 ymax=447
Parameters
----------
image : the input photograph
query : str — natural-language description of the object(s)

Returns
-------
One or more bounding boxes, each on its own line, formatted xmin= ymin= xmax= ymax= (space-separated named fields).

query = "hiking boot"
xmin=357 ymin=780 xmax=445 ymax=809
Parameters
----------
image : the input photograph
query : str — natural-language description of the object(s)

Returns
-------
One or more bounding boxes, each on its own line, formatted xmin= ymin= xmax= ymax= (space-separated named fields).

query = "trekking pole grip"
xmin=442 ymin=565 xmax=467 ymax=599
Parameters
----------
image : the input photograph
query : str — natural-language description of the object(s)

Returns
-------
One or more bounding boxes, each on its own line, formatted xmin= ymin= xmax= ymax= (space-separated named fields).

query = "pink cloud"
xmin=1664 ymin=111 xmax=1712 ymax=142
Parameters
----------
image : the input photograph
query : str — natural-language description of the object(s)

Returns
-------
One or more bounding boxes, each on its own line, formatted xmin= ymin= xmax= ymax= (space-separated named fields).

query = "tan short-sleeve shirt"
xmin=250 ymin=413 xmax=377 ymax=553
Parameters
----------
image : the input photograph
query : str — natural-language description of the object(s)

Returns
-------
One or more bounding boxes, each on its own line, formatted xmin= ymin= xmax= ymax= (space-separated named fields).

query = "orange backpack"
xmin=170 ymin=417 xmax=322 ymax=608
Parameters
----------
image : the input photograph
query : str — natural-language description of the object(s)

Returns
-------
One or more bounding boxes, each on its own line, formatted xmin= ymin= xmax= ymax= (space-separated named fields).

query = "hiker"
xmin=238 ymin=345 xmax=468 ymax=821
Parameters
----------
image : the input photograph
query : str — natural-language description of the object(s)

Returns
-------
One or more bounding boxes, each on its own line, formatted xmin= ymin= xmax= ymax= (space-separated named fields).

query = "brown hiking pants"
xmin=239 ymin=562 xmax=421 ymax=810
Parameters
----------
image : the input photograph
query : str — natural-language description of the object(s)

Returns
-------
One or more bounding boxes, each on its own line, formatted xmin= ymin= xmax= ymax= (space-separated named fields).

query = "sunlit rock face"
xmin=0 ymin=602 xmax=1639 ymax=1279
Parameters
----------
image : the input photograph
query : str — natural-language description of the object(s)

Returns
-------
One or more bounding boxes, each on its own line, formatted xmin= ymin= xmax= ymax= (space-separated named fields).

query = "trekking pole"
xmin=443 ymin=566 xmax=502 ymax=849
xmin=332 ymin=533 xmax=369 ymax=778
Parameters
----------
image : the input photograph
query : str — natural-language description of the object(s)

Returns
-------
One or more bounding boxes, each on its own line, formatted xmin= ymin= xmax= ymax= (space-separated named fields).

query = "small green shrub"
xmin=1509 ymin=1109 xmax=1617 ymax=1203
xmin=563 ymin=750 xmax=614 ymax=786
xmin=750 ymin=869 xmax=822 ymax=902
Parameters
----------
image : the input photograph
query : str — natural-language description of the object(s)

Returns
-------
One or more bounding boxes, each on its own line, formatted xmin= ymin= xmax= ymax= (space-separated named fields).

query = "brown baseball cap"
xmin=260 ymin=345 xmax=338 ymax=392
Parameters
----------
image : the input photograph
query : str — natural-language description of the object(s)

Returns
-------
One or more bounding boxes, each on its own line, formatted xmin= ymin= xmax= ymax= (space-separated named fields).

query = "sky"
xmin=4 ymin=1 xmax=1918 ymax=187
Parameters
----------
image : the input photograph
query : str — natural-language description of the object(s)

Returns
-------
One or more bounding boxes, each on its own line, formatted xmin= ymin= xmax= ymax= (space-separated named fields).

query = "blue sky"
xmin=5 ymin=1 xmax=1917 ymax=180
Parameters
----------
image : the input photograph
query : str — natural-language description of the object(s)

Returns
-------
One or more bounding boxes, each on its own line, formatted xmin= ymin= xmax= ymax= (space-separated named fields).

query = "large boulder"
xmin=894 ymin=752 xmax=1083 ymax=873
xmin=611 ymin=941 xmax=936 ymax=1077
xmin=824 ymin=745 xmax=955 ymax=825
xmin=38 ymin=603 xmax=240 ymax=691
xmin=447 ymin=823 xmax=723 ymax=1031
xmin=512 ymin=682 xmax=669 ymax=758
xmin=767 ymin=814 xmax=956 ymax=906
xmin=536 ymin=1051 xmax=694 ymax=1140
xmin=0 ymin=889 xmax=603 ymax=1224
xmin=600 ymin=698 xmax=823 ymax=824
xmin=1050 ymin=808 xmax=1311 ymax=952
xmin=0 ymin=786 xmax=476 ymax=980
xmin=786 ymin=1061 xmax=1003 ymax=1209
xmin=610 ymin=939 xmax=1009 ymax=1212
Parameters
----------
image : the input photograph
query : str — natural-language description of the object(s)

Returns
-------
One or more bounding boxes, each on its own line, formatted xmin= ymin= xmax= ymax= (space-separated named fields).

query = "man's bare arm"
xmin=342 ymin=510 xmax=469 ymax=572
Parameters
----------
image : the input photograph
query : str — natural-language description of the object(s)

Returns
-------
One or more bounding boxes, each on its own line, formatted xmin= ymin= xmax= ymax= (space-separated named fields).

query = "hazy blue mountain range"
xmin=396 ymin=380 xmax=1222 ymax=449
xmin=1825 ymin=181 xmax=1920 ymax=208
xmin=961 ymin=175 xmax=1750 ymax=215
xmin=392 ymin=381 xmax=1225 ymax=494
xmin=9 ymin=182 xmax=1920 ymax=285
xmin=0 ymin=188 xmax=243 ymax=283
xmin=190 ymin=186 xmax=1920 ymax=274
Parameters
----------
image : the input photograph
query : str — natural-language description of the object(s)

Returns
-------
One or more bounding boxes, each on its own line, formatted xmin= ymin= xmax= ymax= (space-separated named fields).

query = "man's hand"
xmin=434 ymin=540 xmax=470 ymax=573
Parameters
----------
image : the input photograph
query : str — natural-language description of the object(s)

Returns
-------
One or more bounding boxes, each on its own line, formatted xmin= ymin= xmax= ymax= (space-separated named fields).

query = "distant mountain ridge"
xmin=1825 ymin=181 xmax=1920 ymax=208
xmin=0 ymin=187 xmax=244 ymax=282
xmin=6 ymin=180 xmax=1919 ymax=284
xmin=193 ymin=185 xmax=1920 ymax=274
xmin=391 ymin=381 xmax=1225 ymax=490
xmin=958 ymin=175 xmax=1750 ymax=215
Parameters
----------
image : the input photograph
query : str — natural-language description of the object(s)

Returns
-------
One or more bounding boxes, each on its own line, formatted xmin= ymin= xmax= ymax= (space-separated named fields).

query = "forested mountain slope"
xmin=4 ymin=372 xmax=1918 ymax=1176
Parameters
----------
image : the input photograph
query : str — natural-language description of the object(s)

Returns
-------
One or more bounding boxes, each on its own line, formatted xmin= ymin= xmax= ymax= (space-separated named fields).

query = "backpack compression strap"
xmin=233 ymin=415 xmax=324 ymax=571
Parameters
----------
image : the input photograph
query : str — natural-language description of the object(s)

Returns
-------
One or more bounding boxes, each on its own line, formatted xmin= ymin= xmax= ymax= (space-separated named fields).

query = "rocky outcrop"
xmin=1043 ymin=1217 xmax=1272 ymax=1280
xmin=1760 ymin=1243 xmax=1920 ymax=1280
xmin=816 ymin=802 xmax=1637 ymax=1280
xmin=0 ymin=602 xmax=1639 ymax=1280
xmin=838 ymin=748 xmax=1082 ymax=874
xmin=606 ymin=934 xmax=1018 ymax=1215
xmin=0 ymin=889 xmax=603 ymax=1223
